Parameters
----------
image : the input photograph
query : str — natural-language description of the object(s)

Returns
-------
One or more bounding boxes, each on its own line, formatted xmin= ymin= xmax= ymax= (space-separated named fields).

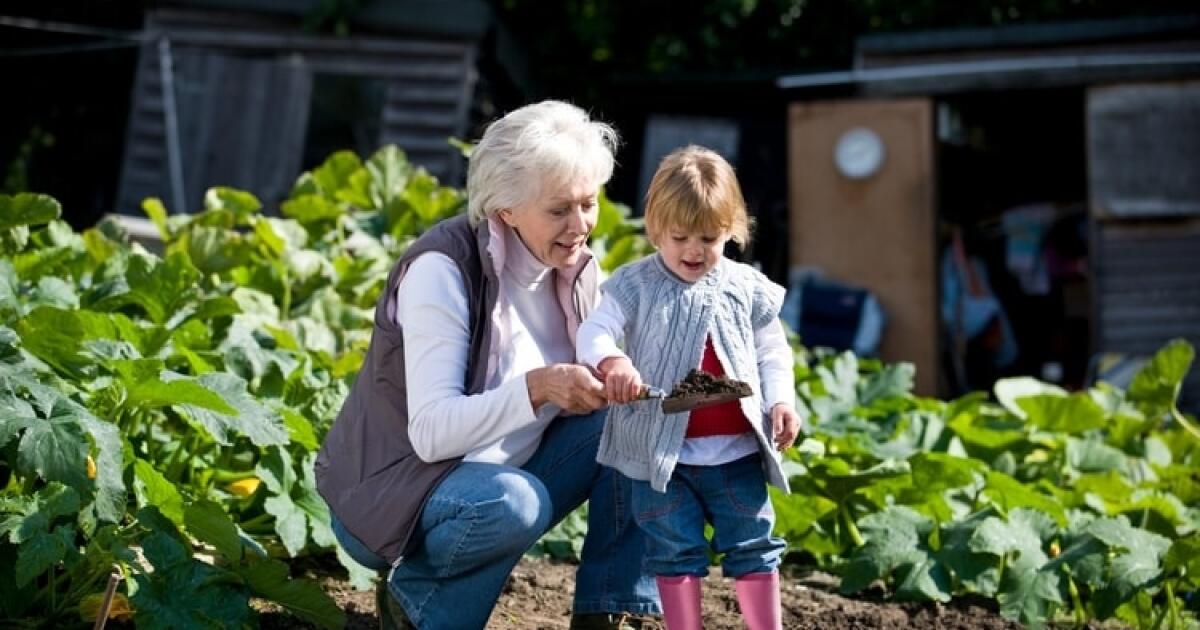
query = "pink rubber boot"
xmin=734 ymin=572 xmax=782 ymax=630
xmin=656 ymin=575 xmax=703 ymax=630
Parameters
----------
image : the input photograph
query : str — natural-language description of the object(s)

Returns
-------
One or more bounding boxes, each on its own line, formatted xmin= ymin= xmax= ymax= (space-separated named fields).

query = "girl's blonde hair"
xmin=643 ymin=145 xmax=752 ymax=249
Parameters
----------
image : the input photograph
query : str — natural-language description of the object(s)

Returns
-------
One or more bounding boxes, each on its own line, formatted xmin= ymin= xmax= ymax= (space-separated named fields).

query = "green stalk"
xmin=841 ymin=506 xmax=865 ymax=548
xmin=1170 ymin=407 xmax=1200 ymax=441
xmin=240 ymin=513 xmax=273 ymax=531
xmin=278 ymin=260 xmax=291 ymax=321
xmin=1066 ymin=573 xmax=1086 ymax=627
xmin=1165 ymin=581 xmax=1181 ymax=630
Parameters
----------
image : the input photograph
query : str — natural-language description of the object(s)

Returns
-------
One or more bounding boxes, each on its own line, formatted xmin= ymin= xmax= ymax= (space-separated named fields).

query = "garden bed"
xmin=258 ymin=556 xmax=1046 ymax=629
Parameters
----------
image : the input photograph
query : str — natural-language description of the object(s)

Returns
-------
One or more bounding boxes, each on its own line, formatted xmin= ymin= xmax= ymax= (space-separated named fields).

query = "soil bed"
xmin=256 ymin=556 xmax=1089 ymax=629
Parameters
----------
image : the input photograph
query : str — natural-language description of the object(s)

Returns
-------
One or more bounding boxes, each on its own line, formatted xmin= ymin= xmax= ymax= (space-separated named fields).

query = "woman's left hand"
xmin=770 ymin=404 xmax=802 ymax=450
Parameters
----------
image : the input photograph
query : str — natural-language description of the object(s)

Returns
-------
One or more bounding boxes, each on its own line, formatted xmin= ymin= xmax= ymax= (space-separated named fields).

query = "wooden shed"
xmin=115 ymin=0 xmax=500 ymax=215
xmin=778 ymin=15 xmax=1200 ymax=406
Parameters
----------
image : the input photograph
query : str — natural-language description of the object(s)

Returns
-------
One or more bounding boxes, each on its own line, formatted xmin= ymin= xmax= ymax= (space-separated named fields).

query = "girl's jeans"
xmin=631 ymin=453 xmax=786 ymax=578
xmin=331 ymin=409 xmax=660 ymax=628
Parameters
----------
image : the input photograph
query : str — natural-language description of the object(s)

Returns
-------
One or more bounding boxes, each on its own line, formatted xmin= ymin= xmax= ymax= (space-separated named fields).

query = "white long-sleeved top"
xmin=396 ymin=224 xmax=576 ymax=466
xmin=578 ymin=294 xmax=795 ymax=466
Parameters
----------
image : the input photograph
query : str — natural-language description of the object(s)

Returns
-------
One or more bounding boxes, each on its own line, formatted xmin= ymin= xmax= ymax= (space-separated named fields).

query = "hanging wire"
xmin=0 ymin=14 xmax=147 ymax=57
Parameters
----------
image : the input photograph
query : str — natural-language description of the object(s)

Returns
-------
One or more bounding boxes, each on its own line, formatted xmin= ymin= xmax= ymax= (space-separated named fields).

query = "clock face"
xmin=834 ymin=127 xmax=885 ymax=179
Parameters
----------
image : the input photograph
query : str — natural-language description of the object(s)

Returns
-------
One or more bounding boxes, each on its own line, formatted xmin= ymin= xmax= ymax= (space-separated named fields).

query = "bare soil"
xmin=258 ymin=556 xmax=1045 ymax=629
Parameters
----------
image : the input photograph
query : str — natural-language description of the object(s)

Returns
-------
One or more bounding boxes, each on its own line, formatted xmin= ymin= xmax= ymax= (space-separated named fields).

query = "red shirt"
xmin=685 ymin=337 xmax=752 ymax=438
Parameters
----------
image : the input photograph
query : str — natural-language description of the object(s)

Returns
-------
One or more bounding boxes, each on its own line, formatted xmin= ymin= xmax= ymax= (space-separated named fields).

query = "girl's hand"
xmin=770 ymin=403 xmax=802 ymax=450
xmin=598 ymin=356 xmax=644 ymax=404
xmin=527 ymin=364 xmax=608 ymax=414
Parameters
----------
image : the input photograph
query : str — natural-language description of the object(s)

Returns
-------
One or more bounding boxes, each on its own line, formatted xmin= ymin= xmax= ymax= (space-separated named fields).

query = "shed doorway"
xmin=936 ymin=87 xmax=1090 ymax=395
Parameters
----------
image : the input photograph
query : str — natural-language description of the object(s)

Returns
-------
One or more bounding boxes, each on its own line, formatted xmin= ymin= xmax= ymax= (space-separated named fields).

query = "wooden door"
xmin=787 ymin=98 xmax=938 ymax=395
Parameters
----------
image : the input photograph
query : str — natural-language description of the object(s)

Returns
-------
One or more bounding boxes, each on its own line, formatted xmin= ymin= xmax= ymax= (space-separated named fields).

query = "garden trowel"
xmin=637 ymin=383 xmax=751 ymax=414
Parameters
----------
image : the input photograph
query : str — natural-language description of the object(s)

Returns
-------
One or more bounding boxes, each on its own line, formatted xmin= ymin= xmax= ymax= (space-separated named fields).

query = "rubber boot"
xmin=734 ymin=572 xmax=782 ymax=630
xmin=656 ymin=575 xmax=703 ymax=630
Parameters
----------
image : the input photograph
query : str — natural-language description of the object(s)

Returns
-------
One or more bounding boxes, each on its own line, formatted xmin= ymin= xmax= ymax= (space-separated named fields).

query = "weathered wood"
xmin=1088 ymin=82 xmax=1200 ymax=219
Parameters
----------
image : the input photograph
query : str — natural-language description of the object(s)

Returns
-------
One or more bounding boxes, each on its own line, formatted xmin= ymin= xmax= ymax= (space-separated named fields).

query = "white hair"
xmin=467 ymin=100 xmax=619 ymax=225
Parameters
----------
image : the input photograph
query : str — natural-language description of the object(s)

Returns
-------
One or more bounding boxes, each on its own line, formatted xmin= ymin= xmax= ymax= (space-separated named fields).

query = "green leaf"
xmin=994 ymin=377 xmax=1067 ymax=418
xmin=111 ymin=359 xmax=237 ymax=414
xmin=132 ymin=531 xmax=252 ymax=629
xmin=1128 ymin=339 xmax=1194 ymax=411
xmin=133 ymin=459 xmax=185 ymax=525
xmin=16 ymin=401 xmax=89 ymax=491
xmin=142 ymin=198 xmax=171 ymax=240
xmin=1065 ymin=436 xmax=1127 ymax=473
xmin=204 ymin=187 xmax=262 ymax=221
xmin=366 ymin=145 xmax=413 ymax=209
xmin=0 ymin=193 xmax=61 ymax=229
xmin=15 ymin=524 xmax=74 ymax=587
xmin=996 ymin=563 xmax=1061 ymax=629
xmin=1164 ymin=534 xmax=1200 ymax=587
xmin=858 ymin=362 xmax=915 ymax=405
xmin=87 ymin=252 xmax=200 ymax=324
xmin=74 ymin=412 xmax=125 ymax=524
xmin=183 ymin=225 xmax=248 ymax=274
xmin=968 ymin=509 xmax=1053 ymax=562
xmin=937 ymin=509 xmax=1002 ymax=596
xmin=1016 ymin=393 xmax=1106 ymax=434
xmin=279 ymin=407 xmax=319 ymax=452
xmin=236 ymin=557 xmax=345 ymax=629
xmin=1085 ymin=516 xmax=1171 ymax=618
xmin=281 ymin=194 xmax=342 ymax=226
xmin=311 ymin=151 xmax=364 ymax=199
xmin=184 ymin=500 xmax=242 ymax=563
xmin=983 ymin=471 xmax=1067 ymax=525
xmin=840 ymin=506 xmax=951 ymax=602
xmin=172 ymin=372 xmax=288 ymax=446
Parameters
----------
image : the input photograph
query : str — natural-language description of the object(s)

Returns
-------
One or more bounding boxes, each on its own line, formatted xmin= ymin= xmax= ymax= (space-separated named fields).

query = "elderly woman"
xmin=315 ymin=101 xmax=660 ymax=629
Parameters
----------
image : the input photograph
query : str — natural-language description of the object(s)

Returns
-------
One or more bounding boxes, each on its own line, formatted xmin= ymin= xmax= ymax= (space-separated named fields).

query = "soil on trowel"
xmin=668 ymin=369 xmax=753 ymax=398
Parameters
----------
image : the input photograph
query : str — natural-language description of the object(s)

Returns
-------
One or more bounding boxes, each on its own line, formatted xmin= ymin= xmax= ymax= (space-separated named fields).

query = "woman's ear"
xmin=496 ymin=208 xmax=515 ymax=226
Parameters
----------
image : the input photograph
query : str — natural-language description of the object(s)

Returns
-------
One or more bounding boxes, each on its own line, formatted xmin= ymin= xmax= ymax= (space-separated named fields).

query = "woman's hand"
xmin=770 ymin=403 xmax=802 ymax=450
xmin=526 ymin=364 xmax=608 ymax=414
xmin=598 ymin=356 xmax=644 ymax=404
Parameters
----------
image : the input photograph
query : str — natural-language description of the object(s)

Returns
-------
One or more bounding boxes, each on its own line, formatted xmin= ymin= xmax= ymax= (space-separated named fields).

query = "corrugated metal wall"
xmin=116 ymin=8 xmax=477 ymax=215
xmin=1088 ymin=81 xmax=1200 ymax=410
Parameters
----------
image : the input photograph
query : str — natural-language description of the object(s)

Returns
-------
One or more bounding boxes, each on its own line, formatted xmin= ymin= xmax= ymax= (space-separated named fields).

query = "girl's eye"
xmin=701 ymin=236 xmax=717 ymax=244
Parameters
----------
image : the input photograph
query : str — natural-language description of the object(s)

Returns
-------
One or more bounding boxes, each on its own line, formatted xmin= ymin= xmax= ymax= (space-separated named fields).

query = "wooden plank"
xmin=1088 ymin=81 xmax=1200 ymax=219
xmin=787 ymin=98 xmax=937 ymax=395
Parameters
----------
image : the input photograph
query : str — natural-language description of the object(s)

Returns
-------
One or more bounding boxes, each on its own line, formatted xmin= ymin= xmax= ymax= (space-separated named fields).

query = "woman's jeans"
xmin=331 ymin=408 xmax=660 ymax=629
xmin=631 ymin=453 xmax=785 ymax=578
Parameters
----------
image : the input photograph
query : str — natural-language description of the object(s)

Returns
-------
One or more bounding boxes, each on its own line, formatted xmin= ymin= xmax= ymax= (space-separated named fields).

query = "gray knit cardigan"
xmin=595 ymin=254 xmax=790 ymax=493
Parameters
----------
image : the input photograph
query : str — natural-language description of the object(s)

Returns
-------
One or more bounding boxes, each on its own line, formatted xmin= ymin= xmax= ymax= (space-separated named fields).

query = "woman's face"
xmin=500 ymin=178 xmax=599 ymax=269
xmin=656 ymin=226 xmax=731 ymax=283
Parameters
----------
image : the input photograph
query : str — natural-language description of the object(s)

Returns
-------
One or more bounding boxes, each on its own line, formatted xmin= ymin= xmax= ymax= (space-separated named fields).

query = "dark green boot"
xmin=376 ymin=580 xmax=415 ymax=630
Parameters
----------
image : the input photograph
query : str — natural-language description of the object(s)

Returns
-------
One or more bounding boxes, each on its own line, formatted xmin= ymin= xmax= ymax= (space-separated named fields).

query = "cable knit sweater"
xmin=595 ymin=254 xmax=790 ymax=493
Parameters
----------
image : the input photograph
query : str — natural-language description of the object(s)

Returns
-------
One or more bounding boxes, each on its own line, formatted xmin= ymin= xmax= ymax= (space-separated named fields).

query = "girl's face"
xmin=500 ymin=178 xmax=599 ymax=269
xmin=656 ymin=226 xmax=731 ymax=283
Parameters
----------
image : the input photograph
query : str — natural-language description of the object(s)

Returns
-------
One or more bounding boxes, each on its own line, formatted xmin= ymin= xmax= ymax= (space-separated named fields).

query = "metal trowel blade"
xmin=661 ymin=391 xmax=749 ymax=414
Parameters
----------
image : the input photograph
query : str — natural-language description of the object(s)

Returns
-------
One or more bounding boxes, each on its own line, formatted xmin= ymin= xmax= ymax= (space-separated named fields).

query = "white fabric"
xmin=577 ymin=294 xmax=795 ymax=466
xmin=396 ymin=224 xmax=575 ymax=465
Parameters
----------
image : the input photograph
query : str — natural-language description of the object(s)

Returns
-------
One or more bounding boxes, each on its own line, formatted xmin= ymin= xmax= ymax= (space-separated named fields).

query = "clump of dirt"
xmin=668 ymin=369 xmax=753 ymax=398
xmin=258 ymin=556 xmax=1053 ymax=630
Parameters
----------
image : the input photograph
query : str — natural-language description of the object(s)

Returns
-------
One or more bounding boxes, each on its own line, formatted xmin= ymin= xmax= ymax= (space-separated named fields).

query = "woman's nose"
xmin=566 ymin=207 xmax=589 ymax=234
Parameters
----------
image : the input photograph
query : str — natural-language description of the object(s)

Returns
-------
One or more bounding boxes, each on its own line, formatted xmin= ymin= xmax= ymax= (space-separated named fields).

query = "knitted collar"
xmin=650 ymin=252 xmax=727 ymax=291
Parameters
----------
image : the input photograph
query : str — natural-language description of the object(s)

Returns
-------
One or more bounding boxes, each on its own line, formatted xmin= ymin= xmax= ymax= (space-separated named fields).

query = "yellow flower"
xmin=79 ymin=592 xmax=134 ymax=622
xmin=227 ymin=477 xmax=262 ymax=498
xmin=86 ymin=455 xmax=97 ymax=480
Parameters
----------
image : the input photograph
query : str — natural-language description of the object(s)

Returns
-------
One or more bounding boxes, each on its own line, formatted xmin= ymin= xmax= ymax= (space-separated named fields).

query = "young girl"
xmin=577 ymin=145 xmax=802 ymax=630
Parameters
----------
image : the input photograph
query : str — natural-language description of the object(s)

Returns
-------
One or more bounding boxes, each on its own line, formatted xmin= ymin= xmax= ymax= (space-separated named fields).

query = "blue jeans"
xmin=332 ymin=409 xmax=659 ymax=629
xmin=631 ymin=453 xmax=785 ymax=578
